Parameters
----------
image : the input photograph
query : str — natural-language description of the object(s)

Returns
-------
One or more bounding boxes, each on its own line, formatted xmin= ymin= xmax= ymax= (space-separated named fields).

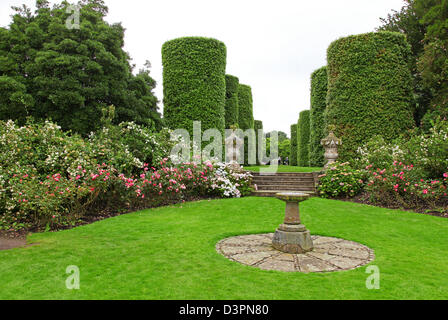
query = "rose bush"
xmin=365 ymin=162 xmax=447 ymax=209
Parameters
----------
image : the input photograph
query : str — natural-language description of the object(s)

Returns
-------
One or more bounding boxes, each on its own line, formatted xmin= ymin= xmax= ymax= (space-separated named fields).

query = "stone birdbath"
xmin=272 ymin=192 xmax=313 ymax=254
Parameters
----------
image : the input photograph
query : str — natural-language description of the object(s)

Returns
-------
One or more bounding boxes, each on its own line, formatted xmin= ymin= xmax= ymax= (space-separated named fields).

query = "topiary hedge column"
xmin=238 ymin=84 xmax=254 ymax=165
xmin=290 ymin=124 xmax=298 ymax=166
xmin=162 ymin=37 xmax=227 ymax=136
xmin=225 ymin=75 xmax=239 ymax=128
xmin=237 ymin=84 xmax=254 ymax=130
xmin=254 ymin=120 xmax=263 ymax=165
xmin=310 ymin=66 xmax=327 ymax=167
xmin=297 ymin=110 xmax=310 ymax=167
xmin=326 ymin=31 xmax=415 ymax=161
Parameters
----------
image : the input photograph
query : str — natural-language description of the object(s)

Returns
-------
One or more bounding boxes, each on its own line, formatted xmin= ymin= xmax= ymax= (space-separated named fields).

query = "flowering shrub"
xmin=365 ymin=162 xmax=448 ymax=209
xmin=347 ymin=118 xmax=448 ymax=211
xmin=0 ymin=164 xmax=117 ymax=230
xmin=357 ymin=118 xmax=448 ymax=179
xmin=0 ymin=119 xmax=91 ymax=179
xmin=356 ymin=135 xmax=404 ymax=173
xmin=88 ymin=121 xmax=176 ymax=176
xmin=318 ymin=162 xmax=365 ymax=198
xmin=401 ymin=119 xmax=448 ymax=179
xmin=118 ymin=159 xmax=215 ymax=203
xmin=210 ymin=163 xmax=253 ymax=198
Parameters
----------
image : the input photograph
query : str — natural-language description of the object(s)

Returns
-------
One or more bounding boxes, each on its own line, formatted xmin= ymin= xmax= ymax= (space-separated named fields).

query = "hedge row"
xmin=254 ymin=120 xmax=263 ymax=164
xmin=309 ymin=66 xmax=327 ymax=167
xmin=326 ymin=32 xmax=415 ymax=160
xmin=225 ymin=74 xmax=239 ymax=128
xmin=290 ymin=124 xmax=298 ymax=166
xmin=297 ymin=110 xmax=310 ymax=167
xmin=162 ymin=37 xmax=227 ymax=136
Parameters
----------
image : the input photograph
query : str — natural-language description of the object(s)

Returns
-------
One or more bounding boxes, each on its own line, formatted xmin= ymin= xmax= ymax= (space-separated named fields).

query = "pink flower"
xmin=423 ymin=189 xmax=428 ymax=195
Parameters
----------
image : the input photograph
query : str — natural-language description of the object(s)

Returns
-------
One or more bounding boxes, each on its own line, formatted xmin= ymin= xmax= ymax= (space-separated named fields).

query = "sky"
xmin=0 ymin=0 xmax=406 ymax=136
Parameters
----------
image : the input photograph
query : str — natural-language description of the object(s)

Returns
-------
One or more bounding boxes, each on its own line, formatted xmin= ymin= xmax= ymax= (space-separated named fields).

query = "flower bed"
xmin=317 ymin=118 xmax=448 ymax=213
xmin=0 ymin=120 xmax=253 ymax=231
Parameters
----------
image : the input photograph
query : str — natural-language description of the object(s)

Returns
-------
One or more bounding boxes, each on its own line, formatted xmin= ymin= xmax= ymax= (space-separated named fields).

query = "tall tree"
xmin=0 ymin=0 xmax=161 ymax=135
xmin=378 ymin=0 xmax=448 ymax=129
xmin=378 ymin=0 xmax=430 ymax=126
xmin=415 ymin=0 xmax=448 ymax=127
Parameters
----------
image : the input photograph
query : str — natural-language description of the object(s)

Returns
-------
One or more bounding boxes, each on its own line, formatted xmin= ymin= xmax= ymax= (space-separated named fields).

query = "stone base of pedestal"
xmin=272 ymin=227 xmax=314 ymax=254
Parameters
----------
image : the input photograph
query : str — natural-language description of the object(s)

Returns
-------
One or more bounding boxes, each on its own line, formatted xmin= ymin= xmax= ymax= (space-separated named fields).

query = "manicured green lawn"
xmin=1 ymin=197 xmax=447 ymax=300
xmin=243 ymin=165 xmax=322 ymax=173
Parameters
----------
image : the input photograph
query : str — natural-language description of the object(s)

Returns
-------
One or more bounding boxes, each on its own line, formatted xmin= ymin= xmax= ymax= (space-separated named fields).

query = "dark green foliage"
xmin=0 ymin=0 xmax=161 ymax=135
xmin=378 ymin=0 xmax=432 ymax=126
xmin=237 ymin=84 xmax=254 ymax=130
xmin=415 ymin=0 xmax=448 ymax=128
xmin=309 ymin=67 xmax=327 ymax=167
xmin=162 ymin=36 xmax=226 ymax=135
xmin=225 ymin=75 xmax=239 ymax=128
xmin=290 ymin=124 xmax=298 ymax=166
xmin=266 ymin=131 xmax=288 ymax=141
xmin=279 ymin=139 xmax=291 ymax=160
xmin=297 ymin=110 xmax=310 ymax=166
xmin=254 ymin=120 xmax=263 ymax=164
xmin=326 ymin=32 xmax=415 ymax=161
xmin=378 ymin=0 xmax=448 ymax=129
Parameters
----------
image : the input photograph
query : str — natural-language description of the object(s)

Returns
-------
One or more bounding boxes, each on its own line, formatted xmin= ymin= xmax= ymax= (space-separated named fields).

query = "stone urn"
xmin=321 ymin=131 xmax=342 ymax=169
xmin=272 ymin=192 xmax=313 ymax=254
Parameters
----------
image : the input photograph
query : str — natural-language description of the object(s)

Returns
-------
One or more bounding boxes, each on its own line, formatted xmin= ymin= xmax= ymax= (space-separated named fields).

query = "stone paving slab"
xmin=216 ymin=233 xmax=374 ymax=273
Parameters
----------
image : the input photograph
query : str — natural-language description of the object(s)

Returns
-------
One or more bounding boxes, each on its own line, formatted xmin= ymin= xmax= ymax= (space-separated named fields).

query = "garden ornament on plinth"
xmin=321 ymin=131 xmax=342 ymax=170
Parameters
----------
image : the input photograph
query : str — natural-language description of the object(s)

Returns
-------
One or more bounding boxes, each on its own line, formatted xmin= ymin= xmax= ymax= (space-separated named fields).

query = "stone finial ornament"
xmin=321 ymin=131 xmax=342 ymax=170
xmin=225 ymin=127 xmax=244 ymax=171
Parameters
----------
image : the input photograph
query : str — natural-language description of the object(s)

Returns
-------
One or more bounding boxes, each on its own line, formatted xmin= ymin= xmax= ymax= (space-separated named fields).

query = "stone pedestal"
xmin=272 ymin=193 xmax=313 ymax=254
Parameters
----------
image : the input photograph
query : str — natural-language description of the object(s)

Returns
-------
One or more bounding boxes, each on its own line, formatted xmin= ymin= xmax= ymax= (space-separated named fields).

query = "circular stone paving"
xmin=216 ymin=233 xmax=374 ymax=273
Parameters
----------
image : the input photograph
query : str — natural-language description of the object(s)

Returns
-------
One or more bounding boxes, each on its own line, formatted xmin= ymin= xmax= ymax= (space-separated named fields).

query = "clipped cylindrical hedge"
xmin=254 ymin=120 xmax=263 ymax=165
xmin=225 ymin=74 xmax=239 ymax=128
xmin=326 ymin=31 xmax=415 ymax=160
xmin=290 ymin=124 xmax=298 ymax=166
xmin=238 ymin=84 xmax=254 ymax=165
xmin=297 ymin=110 xmax=310 ymax=167
xmin=162 ymin=37 xmax=227 ymax=135
xmin=237 ymin=84 xmax=254 ymax=130
xmin=310 ymin=66 xmax=327 ymax=167
xmin=238 ymin=84 xmax=254 ymax=130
